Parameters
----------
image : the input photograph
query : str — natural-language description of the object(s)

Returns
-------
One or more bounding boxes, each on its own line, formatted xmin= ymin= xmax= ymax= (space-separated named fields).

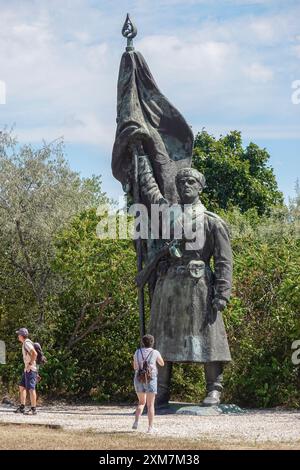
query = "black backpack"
xmin=137 ymin=349 xmax=153 ymax=384
xmin=33 ymin=342 xmax=47 ymax=366
xmin=24 ymin=340 xmax=47 ymax=366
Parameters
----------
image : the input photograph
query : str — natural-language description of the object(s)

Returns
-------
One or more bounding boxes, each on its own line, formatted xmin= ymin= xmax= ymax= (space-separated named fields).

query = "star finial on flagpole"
xmin=122 ymin=13 xmax=137 ymax=51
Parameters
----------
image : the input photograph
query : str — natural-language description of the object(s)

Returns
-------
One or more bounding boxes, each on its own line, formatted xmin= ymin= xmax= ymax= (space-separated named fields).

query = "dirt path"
xmin=0 ymin=405 xmax=300 ymax=450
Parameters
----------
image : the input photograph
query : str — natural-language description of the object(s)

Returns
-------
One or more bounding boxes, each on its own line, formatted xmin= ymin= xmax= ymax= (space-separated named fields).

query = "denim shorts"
xmin=134 ymin=375 xmax=157 ymax=394
xmin=19 ymin=371 xmax=37 ymax=390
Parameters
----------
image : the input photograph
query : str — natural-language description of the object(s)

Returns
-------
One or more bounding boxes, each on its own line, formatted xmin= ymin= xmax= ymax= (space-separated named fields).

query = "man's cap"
xmin=16 ymin=328 xmax=29 ymax=337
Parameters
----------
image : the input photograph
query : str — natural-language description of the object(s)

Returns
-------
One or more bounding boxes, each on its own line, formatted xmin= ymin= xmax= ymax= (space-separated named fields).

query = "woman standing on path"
xmin=132 ymin=334 xmax=164 ymax=433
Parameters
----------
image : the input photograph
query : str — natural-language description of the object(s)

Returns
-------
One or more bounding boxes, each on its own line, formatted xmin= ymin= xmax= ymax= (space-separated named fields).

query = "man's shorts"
xmin=134 ymin=376 xmax=157 ymax=394
xmin=19 ymin=371 xmax=38 ymax=390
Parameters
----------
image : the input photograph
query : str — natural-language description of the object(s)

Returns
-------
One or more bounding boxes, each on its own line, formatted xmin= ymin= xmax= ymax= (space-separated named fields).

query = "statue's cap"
xmin=176 ymin=168 xmax=206 ymax=188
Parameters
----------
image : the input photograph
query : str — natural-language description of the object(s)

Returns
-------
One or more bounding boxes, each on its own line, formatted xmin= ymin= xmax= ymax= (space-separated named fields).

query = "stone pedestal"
xmin=154 ymin=402 xmax=246 ymax=415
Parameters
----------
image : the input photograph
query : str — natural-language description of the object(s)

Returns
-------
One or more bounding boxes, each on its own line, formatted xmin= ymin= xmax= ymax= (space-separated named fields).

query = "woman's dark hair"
xmin=142 ymin=334 xmax=154 ymax=348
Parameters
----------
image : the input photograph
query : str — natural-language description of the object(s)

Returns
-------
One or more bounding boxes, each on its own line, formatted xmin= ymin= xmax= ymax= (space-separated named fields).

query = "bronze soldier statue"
xmin=137 ymin=157 xmax=232 ymax=407
xmin=112 ymin=15 xmax=233 ymax=407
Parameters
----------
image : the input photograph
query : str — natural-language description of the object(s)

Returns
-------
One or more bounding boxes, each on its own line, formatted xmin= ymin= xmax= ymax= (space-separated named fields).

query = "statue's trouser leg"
xmin=203 ymin=361 xmax=224 ymax=406
xmin=156 ymin=361 xmax=173 ymax=406
xmin=204 ymin=361 xmax=224 ymax=392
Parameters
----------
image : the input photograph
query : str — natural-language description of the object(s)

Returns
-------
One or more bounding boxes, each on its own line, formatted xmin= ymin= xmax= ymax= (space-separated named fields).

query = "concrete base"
xmin=153 ymin=402 xmax=245 ymax=415
xmin=176 ymin=404 xmax=246 ymax=416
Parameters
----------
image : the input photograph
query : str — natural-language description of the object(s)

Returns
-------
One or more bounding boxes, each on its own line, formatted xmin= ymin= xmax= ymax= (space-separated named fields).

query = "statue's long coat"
xmin=149 ymin=203 xmax=232 ymax=363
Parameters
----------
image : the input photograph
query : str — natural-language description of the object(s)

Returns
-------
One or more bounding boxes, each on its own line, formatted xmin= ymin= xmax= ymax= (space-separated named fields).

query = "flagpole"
xmin=122 ymin=14 xmax=145 ymax=338
xmin=133 ymin=150 xmax=146 ymax=338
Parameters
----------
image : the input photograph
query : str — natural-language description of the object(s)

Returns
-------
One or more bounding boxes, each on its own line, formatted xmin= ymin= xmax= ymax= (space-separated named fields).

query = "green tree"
xmin=44 ymin=208 xmax=139 ymax=400
xmin=224 ymin=230 xmax=300 ymax=407
xmin=192 ymin=129 xmax=283 ymax=214
xmin=0 ymin=129 xmax=107 ymax=324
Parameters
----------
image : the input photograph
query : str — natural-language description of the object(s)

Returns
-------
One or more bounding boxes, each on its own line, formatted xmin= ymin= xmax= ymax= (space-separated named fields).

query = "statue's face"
xmin=177 ymin=176 xmax=202 ymax=204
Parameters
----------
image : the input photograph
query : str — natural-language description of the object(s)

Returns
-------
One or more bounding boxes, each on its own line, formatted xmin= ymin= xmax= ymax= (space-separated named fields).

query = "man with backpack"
xmin=14 ymin=328 xmax=39 ymax=415
xmin=132 ymin=334 xmax=164 ymax=433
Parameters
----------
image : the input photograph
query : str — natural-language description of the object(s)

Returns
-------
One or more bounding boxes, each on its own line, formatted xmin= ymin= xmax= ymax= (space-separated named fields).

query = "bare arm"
xmin=27 ymin=348 xmax=37 ymax=371
xmin=157 ymin=353 xmax=164 ymax=367
xmin=133 ymin=354 xmax=138 ymax=370
xmin=30 ymin=349 xmax=37 ymax=361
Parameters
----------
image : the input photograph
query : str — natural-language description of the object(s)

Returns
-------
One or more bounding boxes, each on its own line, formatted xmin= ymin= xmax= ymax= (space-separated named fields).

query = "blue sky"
xmin=0 ymin=0 xmax=299 ymax=202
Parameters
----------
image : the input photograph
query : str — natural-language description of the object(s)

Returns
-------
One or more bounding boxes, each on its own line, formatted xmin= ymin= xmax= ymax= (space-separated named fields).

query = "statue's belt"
xmin=162 ymin=259 xmax=211 ymax=279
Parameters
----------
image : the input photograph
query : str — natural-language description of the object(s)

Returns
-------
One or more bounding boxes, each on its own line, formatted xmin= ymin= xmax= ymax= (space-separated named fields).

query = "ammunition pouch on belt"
xmin=168 ymin=259 xmax=209 ymax=279
xmin=187 ymin=260 xmax=206 ymax=279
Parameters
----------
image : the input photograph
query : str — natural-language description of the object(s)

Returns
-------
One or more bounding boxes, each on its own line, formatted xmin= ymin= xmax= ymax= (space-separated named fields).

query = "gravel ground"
xmin=0 ymin=405 xmax=300 ymax=446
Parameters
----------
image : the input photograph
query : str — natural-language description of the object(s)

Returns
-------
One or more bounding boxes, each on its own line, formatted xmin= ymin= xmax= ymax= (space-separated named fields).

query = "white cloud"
xmin=137 ymin=35 xmax=237 ymax=78
xmin=244 ymin=62 xmax=274 ymax=83
xmin=0 ymin=81 xmax=6 ymax=105
xmin=0 ymin=1 xmax=120 ymax=147
xmin=17 ymin=114 xmax=115 ymax=147
xmin=249 ymin=19 xmax=276 ymax=43
xmin=0 ymin=0 xmax=299 ymax=150
xmin=293 ymin=45 xmax=300 ymax=59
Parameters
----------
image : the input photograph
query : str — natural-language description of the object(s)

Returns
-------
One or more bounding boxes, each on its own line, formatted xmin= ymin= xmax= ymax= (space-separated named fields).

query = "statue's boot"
xmin=156 ymin=361 xmax=173 ymax=408
xmin=202 ymin=361 xmax=223 ymax=407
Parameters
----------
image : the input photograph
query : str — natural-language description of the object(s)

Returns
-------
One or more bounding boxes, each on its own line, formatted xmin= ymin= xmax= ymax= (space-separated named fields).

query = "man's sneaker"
xmin=132 ymin=420 xmax=138 ymax=430
xmin=26 ymin=407 xmax=37 ymax=415
xmin=14 ymin=405 xmax=25 ymax=414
